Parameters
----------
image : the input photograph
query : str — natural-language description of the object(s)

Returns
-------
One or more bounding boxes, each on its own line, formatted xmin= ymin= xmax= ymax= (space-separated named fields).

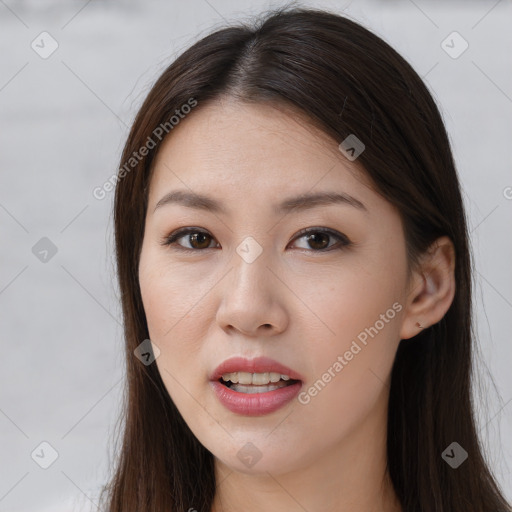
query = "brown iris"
xmin=188 ymin=232 xmax=212 ymax=249
xmin=304 ymin=232 xmax=330 ymax=250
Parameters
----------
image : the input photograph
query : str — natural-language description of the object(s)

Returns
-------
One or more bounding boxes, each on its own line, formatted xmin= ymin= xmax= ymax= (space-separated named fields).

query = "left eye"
xmin=291 ymin=228 xmax=351 ymax=251
xmin=161 ymin=227 xmax=351 ymax=252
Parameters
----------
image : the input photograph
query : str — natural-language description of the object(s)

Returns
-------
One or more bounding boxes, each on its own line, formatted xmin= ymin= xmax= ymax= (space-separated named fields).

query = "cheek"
xmin=299 ymin=266 xmax=404 ymax=429
xmin=311 ymin=251 xmax=403 ymax=337
xmin=139 ymin=245 xmax=205 ymax=336
xmin=138 ymin=248 xmax=207 ymax=377
xmin=139 ymin=255 xmax=209 ymax=414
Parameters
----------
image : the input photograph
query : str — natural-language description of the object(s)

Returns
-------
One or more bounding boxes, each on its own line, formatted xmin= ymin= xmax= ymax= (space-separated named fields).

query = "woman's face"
xmin=138 ymin=98 xmax=412 ymax=476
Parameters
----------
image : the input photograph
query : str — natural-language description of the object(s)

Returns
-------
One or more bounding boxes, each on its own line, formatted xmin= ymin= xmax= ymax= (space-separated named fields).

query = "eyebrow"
xmin=153 ymin=189 xmax=367 ymax=215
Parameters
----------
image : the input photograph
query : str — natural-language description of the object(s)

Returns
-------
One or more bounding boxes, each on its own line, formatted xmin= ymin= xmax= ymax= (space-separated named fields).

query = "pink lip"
xmin=209 ymin=356 xmax=304 ymax=416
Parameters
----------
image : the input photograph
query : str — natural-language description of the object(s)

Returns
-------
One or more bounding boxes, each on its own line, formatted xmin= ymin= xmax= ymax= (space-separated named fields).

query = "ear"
xmin=399 ymin=236 xmax=456 ymax=340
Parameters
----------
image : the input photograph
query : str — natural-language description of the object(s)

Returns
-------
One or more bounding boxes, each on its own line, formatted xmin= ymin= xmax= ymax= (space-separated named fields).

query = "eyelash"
xmin=160 ymin=227 xmax=352 ymax=253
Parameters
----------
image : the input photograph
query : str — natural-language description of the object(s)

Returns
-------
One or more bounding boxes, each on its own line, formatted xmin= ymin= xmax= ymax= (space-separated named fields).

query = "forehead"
xmin=148 ymin=98 xmax=374 ymax=207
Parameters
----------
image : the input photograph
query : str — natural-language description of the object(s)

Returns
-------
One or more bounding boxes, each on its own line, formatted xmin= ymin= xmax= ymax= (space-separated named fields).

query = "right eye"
xmin=161 ymin=228 xmax=219 ymax=251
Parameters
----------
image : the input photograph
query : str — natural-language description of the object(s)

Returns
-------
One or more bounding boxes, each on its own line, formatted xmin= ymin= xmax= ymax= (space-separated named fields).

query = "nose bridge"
xmin=230 ymin=234 xmax=272 ymax=295
xmin=216 ymin=235 xmax=288 ymax=335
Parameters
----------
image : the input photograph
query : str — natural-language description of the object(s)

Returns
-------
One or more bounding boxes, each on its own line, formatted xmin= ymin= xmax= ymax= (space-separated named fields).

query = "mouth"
xmin=218 ymin=372 xmax=301 ymax=394
xmin=210 ymin=356 xmax=304 ymax=414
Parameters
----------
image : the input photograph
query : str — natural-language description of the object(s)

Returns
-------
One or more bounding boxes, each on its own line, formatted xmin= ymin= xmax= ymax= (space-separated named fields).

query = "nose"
xmin=215 ymin=251 xmax=289 ymax=337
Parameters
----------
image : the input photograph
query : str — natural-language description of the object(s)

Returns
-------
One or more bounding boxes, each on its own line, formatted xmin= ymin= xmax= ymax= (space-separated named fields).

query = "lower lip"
xmin=210 ymin=380 xmax=302 ymax=416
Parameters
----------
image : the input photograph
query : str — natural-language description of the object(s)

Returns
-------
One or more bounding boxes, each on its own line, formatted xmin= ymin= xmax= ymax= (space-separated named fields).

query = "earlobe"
xmin=399 ymin=236 xmax=456 ymax=340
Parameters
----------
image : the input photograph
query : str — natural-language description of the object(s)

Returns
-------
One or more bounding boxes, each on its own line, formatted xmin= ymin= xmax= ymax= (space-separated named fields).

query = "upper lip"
xmin=210 ymin=356 xmax=305 ymax=382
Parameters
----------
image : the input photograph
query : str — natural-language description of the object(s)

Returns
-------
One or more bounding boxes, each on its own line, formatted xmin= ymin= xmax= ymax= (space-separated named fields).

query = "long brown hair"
xmin=100 ymin=6 xmax=512 ymax=511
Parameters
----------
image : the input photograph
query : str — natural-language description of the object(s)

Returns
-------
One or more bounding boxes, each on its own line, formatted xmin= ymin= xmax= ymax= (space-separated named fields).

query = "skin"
xmin=138 ymin=97 xmax=456 ymax=512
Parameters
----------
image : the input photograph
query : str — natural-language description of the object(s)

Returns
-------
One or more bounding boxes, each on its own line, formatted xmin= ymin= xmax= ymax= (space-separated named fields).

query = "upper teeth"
xmin=221 ymin=372 xmax=291 ymax=385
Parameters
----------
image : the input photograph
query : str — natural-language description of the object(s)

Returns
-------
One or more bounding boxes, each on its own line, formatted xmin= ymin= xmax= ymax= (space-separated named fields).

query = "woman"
xmin=100 ymin=6 xmax=512 ymax=512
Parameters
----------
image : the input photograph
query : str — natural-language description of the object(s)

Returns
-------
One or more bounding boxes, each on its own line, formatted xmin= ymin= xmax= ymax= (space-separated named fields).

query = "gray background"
xmin=1 ymin=0 xmax=511 ymax=510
